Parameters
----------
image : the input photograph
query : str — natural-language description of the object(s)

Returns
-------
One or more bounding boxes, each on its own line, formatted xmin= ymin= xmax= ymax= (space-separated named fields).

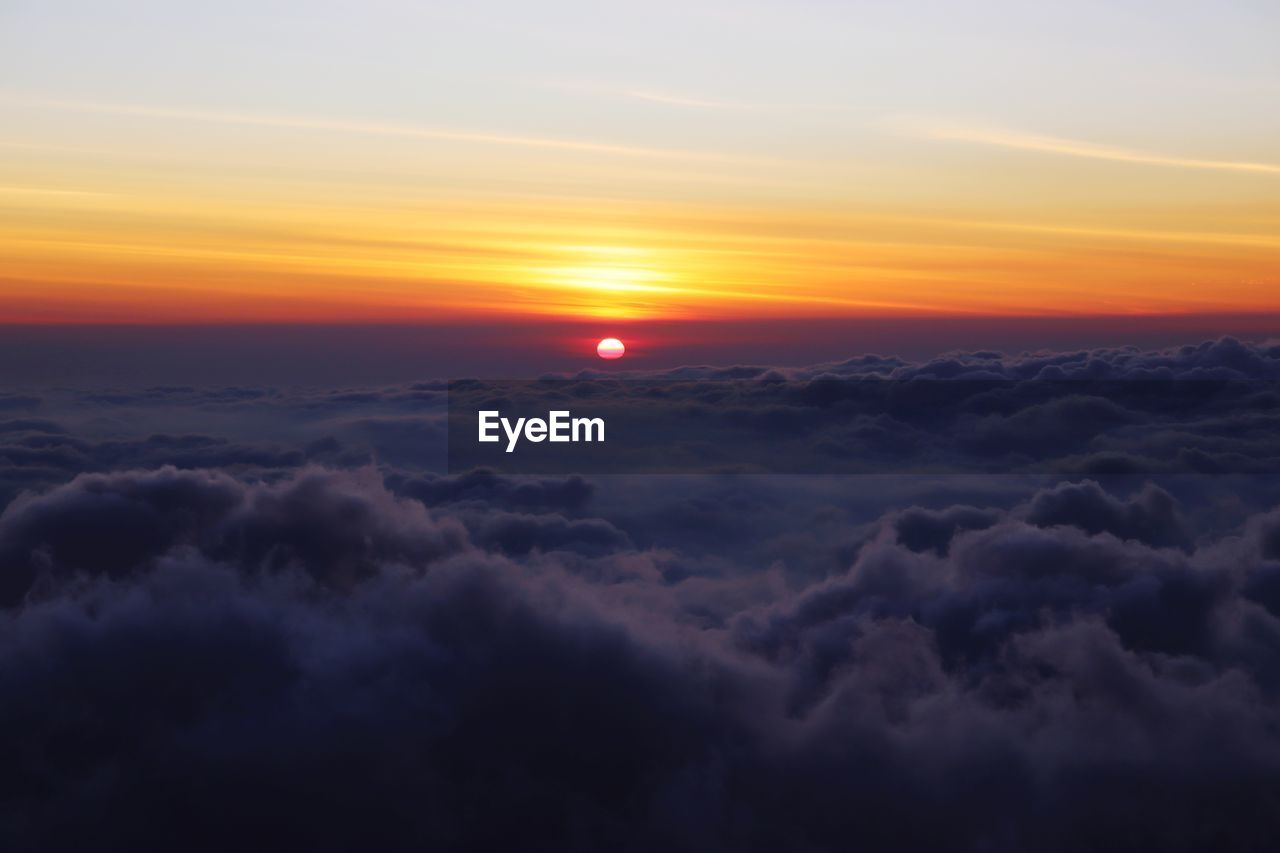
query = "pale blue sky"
xmin=3 ymin=0 xmax=1277 ymax=157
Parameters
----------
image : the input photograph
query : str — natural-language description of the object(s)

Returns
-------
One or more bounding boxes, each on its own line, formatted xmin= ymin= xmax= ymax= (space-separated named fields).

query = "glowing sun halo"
xmin=596 ymin=337 xmax=625 ymax=360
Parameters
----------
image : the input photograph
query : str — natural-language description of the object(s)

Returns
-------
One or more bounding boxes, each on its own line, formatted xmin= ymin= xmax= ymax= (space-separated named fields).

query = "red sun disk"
xmin=596 ymin=337 xmax=625 ymax=359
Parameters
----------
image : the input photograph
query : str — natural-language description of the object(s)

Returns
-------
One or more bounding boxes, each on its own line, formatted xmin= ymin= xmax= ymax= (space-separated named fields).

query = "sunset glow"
xmin=1 ymin=2 xmax=1277 ymax=326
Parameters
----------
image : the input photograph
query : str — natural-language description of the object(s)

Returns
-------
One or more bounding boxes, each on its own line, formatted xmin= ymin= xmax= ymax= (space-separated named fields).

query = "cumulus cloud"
xmin=0 ymin=467 xmax=467 ymax=603
xmin=0 ymin=464 xmax=1279 ymax=848
xmin=3 ymin=339 xmax=1280 ymax=849
xmin=447 ymin=338 xmax=1280 ymax=475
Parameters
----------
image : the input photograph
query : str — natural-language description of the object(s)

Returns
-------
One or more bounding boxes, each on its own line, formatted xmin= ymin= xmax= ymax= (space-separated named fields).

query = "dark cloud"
xmin=450 ymin=340 xmax=1280 ymax=475
xmin=0 ymin=431 xmax=311 ymax=500
xmin=3 ymin=339 xmax=1280 ymax=850
xmin=882 ymin=336 xmax=1280 ymax=381
xmin=470 ymin=511 xmax=632 ymax=556
xmin=388 ymin=469 xmax=594 ymax=512
xmin=567 ymin=336 xmax=1275 ymax=383
xmin=0 ymin=419 xmax=63 ymax=434
xmin=1025 ymin=479 xmax=1191 ymax=548
xmin=0 ymin=467 xmax=467 ymax=603
xmin=2 ymin=469 xmax=1280 ymax=850
xmin=893 ymin=504 xmax=1001 ymax=555
xmin=0 ymin=395 xmax=41 ymax=412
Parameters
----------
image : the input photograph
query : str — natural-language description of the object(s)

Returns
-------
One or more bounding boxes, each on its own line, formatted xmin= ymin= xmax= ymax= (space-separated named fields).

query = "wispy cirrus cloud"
xmin=896 ymin=117 xmax=1280 ymax=175
xmin=543 ymin=79 xmax=860 ymax=114
xmin=623 ymin=89 xmax=748 ymax=109
xmin=0 ymin=91 xmax=746 ymax=163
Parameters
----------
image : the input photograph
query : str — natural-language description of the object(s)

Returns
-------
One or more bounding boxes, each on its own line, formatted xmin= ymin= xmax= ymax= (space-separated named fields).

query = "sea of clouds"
xmin=2 ymin=337 xmax=1280 ymax=851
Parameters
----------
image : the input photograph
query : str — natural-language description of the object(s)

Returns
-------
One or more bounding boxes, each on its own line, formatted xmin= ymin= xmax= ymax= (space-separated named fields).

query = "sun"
xmin=596 ymin=337 xmax=625 ymax=359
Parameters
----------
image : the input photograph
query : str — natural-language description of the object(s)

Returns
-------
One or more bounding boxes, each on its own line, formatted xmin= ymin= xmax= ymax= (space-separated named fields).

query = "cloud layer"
xmin=3 ymin=338 xmax=1280 ymax=850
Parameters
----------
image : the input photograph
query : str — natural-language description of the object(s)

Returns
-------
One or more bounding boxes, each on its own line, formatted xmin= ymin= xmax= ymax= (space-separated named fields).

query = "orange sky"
xmin=2 ymin=2 xmax=1278 ymax=324
xmin=4 ymin=165 xmax=1276 ymax=324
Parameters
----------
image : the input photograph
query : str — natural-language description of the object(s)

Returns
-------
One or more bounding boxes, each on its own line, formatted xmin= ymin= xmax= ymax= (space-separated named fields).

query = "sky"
xmin=6 ymin=8 xmax=1280 ymax=845
xmin=2 ymin=0 xmax=1278 ymax=328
